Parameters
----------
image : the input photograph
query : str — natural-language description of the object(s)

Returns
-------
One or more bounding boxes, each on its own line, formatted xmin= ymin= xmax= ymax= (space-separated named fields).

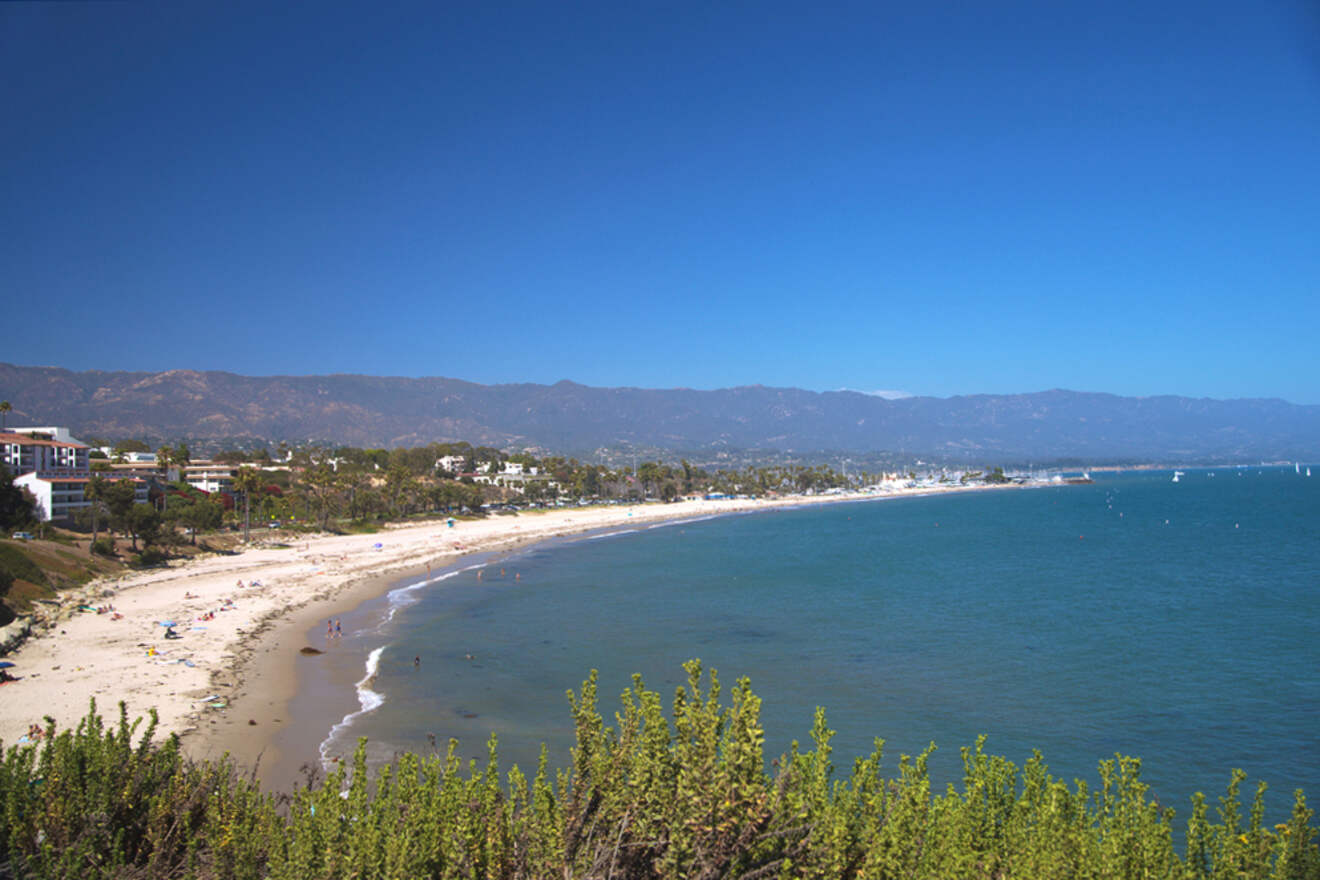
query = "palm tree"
xmin=155 ymin=446 xmax=174 ymax=512
xmin=233 ymin=466 xmax=263 ymax=542
xmin=0 ymin=401 xmax=10 ymax=431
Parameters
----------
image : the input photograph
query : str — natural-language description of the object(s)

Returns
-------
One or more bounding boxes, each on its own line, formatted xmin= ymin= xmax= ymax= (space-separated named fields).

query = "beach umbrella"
xmin=373 ymin=542 xmax=383 ymax=549
xmin=158 ymin=620 xmax=177 ymax=628
xmin=0 ymin=661 xmax=15 ymax=669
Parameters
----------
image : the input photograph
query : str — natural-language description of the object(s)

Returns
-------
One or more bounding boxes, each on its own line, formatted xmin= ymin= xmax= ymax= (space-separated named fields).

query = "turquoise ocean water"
xmin=320 ymin=467 xmax=1318 ymax=817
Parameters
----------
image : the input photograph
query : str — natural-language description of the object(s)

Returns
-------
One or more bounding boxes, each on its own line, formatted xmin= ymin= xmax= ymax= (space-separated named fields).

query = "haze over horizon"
xmin=4 ymin=1 xmax=1318 ymax=404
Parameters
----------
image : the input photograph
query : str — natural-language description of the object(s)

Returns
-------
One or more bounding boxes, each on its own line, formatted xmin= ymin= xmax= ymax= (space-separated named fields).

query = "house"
xmin=436 ymin=455 xmax=467 ymax=474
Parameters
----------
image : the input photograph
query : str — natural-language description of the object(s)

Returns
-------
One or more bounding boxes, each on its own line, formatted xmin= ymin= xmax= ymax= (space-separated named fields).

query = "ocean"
xmin=314 ymin=467 xmax=1318 ymax=819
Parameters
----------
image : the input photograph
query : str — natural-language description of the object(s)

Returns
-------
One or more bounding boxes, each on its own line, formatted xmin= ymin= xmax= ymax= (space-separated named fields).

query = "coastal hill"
xmin=2 ymin=362 xmax=1318 ymax=461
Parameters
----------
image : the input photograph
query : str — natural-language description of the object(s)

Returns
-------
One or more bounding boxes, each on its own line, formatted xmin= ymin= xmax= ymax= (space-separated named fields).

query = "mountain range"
xmin=2 ymin=363 xmax=1317 ymax=463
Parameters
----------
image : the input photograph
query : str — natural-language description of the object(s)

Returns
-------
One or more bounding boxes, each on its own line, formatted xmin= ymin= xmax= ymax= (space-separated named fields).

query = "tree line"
xmin=9 ymin=434 xmax=1012 ymax=557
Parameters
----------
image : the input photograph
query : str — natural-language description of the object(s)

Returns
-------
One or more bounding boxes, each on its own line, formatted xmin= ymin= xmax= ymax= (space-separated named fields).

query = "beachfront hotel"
xmin=2 ymin=426 xmax=147 ymax=521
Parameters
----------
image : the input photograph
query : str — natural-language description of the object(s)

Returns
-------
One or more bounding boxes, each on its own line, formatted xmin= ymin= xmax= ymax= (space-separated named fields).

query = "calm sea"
xmin=320 ymin=468 xmax=1318 ymax=818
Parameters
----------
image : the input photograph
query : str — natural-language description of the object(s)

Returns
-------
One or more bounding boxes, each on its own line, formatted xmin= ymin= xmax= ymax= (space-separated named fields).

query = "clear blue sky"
xmin=3 ymin=1 xmax=1318 ymax=403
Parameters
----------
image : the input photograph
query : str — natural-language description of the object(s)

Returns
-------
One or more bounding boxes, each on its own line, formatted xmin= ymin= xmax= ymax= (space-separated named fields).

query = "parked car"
xmin=11 ymin=532 xmax=34 ymax=541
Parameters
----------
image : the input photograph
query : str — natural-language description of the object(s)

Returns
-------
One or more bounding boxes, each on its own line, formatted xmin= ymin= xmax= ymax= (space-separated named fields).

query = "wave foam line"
xmin=319 ymin=645 xmax=387 ymax=769
xmin=585 ymin=528 xmax=640 ymax=540
xmin=384 ymin=568 xmax=463 ymax=622
xmin=646 ymin=515 xmax=717 ymax=529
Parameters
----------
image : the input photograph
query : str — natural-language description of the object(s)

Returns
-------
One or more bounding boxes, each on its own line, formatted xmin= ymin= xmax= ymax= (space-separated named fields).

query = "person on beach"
xmin=335 ymin=619 xmax=342 ymax=638
xmin=327 ymin=620 xmax=333 ymax=638
xmin=414 ymin=655 xmax=420 ymax=668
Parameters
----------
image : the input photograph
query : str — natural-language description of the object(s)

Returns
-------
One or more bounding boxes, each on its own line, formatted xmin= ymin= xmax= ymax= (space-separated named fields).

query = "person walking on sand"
xmin=335 ymin=619 xmax=342 ymax=638
xmin=327 ymin=619 xmax=333 ymax=639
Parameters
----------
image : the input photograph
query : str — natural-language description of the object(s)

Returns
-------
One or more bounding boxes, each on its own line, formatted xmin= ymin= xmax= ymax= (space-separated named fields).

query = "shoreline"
xmin=0 ymin=485 xmax=1017 ymax=787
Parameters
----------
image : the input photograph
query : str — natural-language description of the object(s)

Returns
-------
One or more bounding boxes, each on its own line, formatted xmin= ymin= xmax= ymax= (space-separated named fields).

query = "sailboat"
xmin=1297 ymin=463 xmax=1302 ymax=474
xmin=1308 ymin=467 xmax=1312 ymax=477
xmin=1172 ymin=471 xmax=1183 ymax=483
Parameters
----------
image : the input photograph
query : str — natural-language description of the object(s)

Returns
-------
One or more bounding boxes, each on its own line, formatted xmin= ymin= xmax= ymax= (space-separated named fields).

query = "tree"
xmin=155 ymin=446 xmax=174 ymax=511
xmin=0 ymin=464 xmax=35 ymax=531
xmin=338 ymin=470 xmax=371 ymax=520
xmin=84 ymin=474 xmax=107 ymax=546
xmin=173 ymin=443 xmax=191 ymax=476
xmin=101 ymin=480 xmax=139 ymax=545
xmin=232 ymin=466 xmax=263 ymax=542
xmin=384 ymin=464 xmax=412 ymax=517
xmin=302 ymin=462 xmax=338 ymax=531
xmin=179 ymin=498 xmax=223 ymax=544
xmin=128 ymin=504 xmax=161 ymax=551
xmin=0 ymin=400 xmax=10 ymax=430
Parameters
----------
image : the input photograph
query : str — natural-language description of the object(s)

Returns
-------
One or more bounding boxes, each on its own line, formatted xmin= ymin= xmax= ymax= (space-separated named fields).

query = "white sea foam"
xmin=646 ymin=515 xmax=717 ymax=529
xmin=319 ymin=645 xmax=387 ymax=769
xmin=585 ymin=528 xmax=640 ymax=540
xmin=384 ymin=568 xmax=464 ymax=623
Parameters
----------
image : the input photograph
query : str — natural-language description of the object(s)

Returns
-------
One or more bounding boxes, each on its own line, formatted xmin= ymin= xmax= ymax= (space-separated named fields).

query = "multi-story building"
xmin=3 ymin=426 xmax=149 ymax=521
xmin=185 ymin=460 xmax=236 ymax=494
xmin=436 ymin=455 xmax=467 ymax=474
xmin=1 ymin=428 xmax=90 ymax=476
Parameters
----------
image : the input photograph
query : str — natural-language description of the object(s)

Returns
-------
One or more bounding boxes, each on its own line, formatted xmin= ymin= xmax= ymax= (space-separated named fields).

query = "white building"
xmin=185 ymin=461 xmax=236 ymax=494
xmin=436 ymin=455 xmax=467 ymax=473
xmin=15 ymin=473 xmax=148 ymax=521
xmin=1 ymin=429 xmax=90 ymax=476
xmin=2 ymin=427 xmax=161 ymax=521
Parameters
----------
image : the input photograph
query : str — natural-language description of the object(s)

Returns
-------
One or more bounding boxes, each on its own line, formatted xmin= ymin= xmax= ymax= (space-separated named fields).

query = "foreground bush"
xmin=1 ymin=661 xmax=1316 ymax=879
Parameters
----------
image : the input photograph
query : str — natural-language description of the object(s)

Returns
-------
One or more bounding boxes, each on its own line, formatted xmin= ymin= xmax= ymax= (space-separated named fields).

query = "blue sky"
xmin=3 ymin=1 xmax=1318 ymax=403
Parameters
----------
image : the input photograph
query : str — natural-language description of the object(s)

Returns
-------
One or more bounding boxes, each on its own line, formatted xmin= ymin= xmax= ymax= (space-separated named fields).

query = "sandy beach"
xmin=0 ymin=486 xmax=1002 ymax=786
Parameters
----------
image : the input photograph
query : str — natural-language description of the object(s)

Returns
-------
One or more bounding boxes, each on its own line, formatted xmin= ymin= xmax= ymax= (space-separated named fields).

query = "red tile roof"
xmin=0 ymin=432 xmax=87 ymax=449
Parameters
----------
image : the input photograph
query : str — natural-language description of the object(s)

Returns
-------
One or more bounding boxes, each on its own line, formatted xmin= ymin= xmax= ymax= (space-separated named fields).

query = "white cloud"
xmin=839 ymin=388 xmax=915 ymax=400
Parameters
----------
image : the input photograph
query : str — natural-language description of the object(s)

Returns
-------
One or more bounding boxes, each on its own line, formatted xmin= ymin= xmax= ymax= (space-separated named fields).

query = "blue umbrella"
xmin=0 ymin=661 xmax=15 ymax=669
xmin=158 ymin=620 xmax=177 ymax=628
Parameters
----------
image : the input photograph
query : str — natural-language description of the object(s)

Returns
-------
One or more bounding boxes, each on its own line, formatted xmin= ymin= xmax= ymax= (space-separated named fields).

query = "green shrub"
xmin=0 ymin=667 xmax=1316 ymax=880
xmin=90 ymin=538 xmax=117 ymax=557
xmin=131 ymin=547 xmax=168 ymax=568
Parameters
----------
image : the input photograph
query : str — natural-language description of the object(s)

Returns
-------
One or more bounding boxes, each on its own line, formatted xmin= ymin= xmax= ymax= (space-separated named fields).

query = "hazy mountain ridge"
xmin=1 ymin=363 xmax=1317 ymax=461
